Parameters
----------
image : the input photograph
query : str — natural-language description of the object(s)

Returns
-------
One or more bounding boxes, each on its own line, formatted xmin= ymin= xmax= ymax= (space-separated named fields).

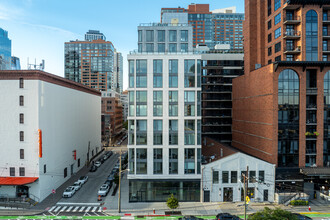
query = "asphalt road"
xmin=58 ymin=151 xmax=120 ymax=203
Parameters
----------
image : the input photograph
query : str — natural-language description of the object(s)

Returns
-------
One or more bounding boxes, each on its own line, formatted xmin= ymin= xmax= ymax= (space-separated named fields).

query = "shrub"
xmin=166 ymin=194 xmax=179 ymax=210
xmin=290 ymin=200 xmax=309 ymax=206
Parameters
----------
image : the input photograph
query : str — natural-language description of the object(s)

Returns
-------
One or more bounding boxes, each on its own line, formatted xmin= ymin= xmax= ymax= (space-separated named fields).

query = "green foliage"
xmin=290 ymin=200 xmax=309 ymax=206
xmin=166 ymin=194 xmax=179 ymax=210
xmin=123 ymin=121 xmax=128 ymax=130
xmin=248 ymin=207 xmax=298 ymax=220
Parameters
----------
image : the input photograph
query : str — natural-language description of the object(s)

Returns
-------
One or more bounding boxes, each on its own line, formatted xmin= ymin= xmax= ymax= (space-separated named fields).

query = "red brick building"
xmin=232 ymin=0 xmax=330 ymax=191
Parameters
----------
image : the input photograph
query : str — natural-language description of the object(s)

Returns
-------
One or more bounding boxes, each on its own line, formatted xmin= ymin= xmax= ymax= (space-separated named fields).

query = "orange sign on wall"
xmin=38 ymin=129 xmax=42 ymax=158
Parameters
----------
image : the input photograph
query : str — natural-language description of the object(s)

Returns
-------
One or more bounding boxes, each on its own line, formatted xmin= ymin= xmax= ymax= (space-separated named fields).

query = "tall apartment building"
xmin=232 ymin=0 xmax=330 ymax=193
xmin=161 ymin=4 xmax=244 ymax=49
xmin=85 ymin=30 xmax=106 ymax=41
xmin=121 ymin=90 xmax=128 ymax=122
xmin=201 ymin=49 xmax=244 ymax=144
xmin=127 ymin=23 xmax=202 ymax=202
xmin=114 ymin=50 xmax=123 ymax=92
xmin=0 ymin=28 xmax=11 ymax=70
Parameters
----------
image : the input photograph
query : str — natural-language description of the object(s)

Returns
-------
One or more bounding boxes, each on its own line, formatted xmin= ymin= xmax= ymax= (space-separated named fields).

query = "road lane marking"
xmin=98 ymin=207 xmax=102 ymax=212
xmin=60 ymin=206 xmax=67 ymax=212
xmin=48 ymin=206 xmax=56 ymax=212
xmin=72 ymin=206 xmax=79 ymax=212
xmin=85 ymin=206 xmax=91 ymax=212
xmin=54 ymin=206 xmax=61 ymax=212
xmin=66 ymin=206 xmax=73 ymax=212
xmin=91 ymin=206 xmax=97 ymax=212
xmin=79 ymin=206 xmax=85 ymax=212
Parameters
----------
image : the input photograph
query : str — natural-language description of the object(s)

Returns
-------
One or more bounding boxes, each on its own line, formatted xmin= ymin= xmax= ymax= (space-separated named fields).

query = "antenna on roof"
xmin=27 ymin=58 xmax=45 ymax=71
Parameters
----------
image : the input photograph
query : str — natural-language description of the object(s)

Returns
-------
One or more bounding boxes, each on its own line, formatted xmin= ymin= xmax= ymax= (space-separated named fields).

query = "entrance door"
xmin=223 ymin=187 xmax=233 ymax=202
xmin=264 ymin=189 xmax=268 ymax=202
xmin=16 ymin=186 xmax=29 ymax=198
xmin=204 ymin=190 xmax=210 ymax=202
xmin=70 ymin=164 xmax=74 ymax=176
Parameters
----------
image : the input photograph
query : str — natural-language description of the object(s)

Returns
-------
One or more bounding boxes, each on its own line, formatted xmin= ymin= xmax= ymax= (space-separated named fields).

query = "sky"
xmin=0 ymin=0 xmax=244 ymax=91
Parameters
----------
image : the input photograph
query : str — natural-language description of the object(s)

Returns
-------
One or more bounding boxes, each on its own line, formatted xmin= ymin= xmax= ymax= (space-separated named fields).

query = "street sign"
xmin=52 ymin=189 xmax=56 ymax=194
xmin=246 ymin=196 xmax=250 ymax=204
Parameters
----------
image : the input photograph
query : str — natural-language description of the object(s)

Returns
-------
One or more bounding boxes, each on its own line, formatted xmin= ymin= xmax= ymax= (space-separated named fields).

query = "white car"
xmin=77 ymin=176 xmax=88 ymax=185
xmin=98 ymin=184 xmax=110 ymax=196
xmin=62 ymin=186 xmax=75 ymax=198
xmin=71 ymin=182 xmax=82 ymax=191
xmin=94 ymin=161 xmax=101 ymax=167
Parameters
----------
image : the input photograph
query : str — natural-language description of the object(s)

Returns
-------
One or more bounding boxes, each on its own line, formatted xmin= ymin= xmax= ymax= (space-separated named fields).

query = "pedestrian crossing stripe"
xmin=47 ymin=206 xmax=104 ymax=213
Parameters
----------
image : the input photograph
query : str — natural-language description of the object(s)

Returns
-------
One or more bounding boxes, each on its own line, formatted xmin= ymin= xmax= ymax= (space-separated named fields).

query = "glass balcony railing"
xmin=284 ymin=30 xmax=301 ymax=38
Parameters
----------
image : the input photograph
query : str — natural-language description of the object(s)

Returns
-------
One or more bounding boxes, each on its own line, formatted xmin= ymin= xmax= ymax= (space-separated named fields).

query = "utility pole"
xmin=244 ymin=166 xmax=249 ymax=220
xmin=118 ymin=149 xmax=122 ymax=213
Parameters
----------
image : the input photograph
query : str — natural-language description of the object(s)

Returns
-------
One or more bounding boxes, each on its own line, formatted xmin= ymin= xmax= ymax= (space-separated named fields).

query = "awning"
xmin=300 ymin=167 xmax=330 ymax=176
xmin=0 ymin=177 xmax=38 ymax=185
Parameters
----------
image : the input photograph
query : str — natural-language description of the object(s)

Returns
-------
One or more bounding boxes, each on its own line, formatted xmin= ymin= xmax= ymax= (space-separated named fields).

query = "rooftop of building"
xmin=0 ymin=70 xmax=101 ymax=96
xmin=65 ymin=39 xmax=113 ymax=45
xmin=138 ymin=23 xmax=191 ymax=27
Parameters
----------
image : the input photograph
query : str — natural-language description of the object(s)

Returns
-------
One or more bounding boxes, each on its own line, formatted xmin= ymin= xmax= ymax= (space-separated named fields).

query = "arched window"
xmin=306 ymin=10 xmax=318 ymax=61
xmin=324 ymin=71 xmax=330 ymax=167
xmin=278 ymin=69 xmax=299 ymax=167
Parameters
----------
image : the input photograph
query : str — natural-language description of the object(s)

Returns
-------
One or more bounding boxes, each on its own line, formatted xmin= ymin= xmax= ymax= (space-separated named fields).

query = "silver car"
xmin=97 ymin=184 xmax=110 ymax=196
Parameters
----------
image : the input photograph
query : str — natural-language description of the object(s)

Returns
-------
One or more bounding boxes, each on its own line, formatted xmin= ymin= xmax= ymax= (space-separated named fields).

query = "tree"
xmin=113 ymin=175 xmax=119 ymax=185
xmin=248 ymin=207 xmax=298 ymax=220
xmin=123 ymin=121 xmax=128 ymax=130
xmin=166 ymin=194 xmax=179 ymax=211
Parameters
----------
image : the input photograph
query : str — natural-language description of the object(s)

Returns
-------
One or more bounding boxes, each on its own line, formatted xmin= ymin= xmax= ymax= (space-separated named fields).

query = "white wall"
xmin=202 ymin=153 xmax=275 ymax=203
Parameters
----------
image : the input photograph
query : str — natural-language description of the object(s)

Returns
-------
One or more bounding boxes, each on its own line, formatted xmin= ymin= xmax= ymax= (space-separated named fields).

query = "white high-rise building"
xmin=127 ymin=23 xmax=202 ymax=202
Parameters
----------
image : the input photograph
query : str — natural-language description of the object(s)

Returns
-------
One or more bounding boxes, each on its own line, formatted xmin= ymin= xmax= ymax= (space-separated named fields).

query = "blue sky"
xmin=0 ymin=0 xmax=244 ymax=90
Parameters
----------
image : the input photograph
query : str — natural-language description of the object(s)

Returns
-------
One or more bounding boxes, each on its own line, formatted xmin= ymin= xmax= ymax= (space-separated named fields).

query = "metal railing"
xmin=284 ymin=16 xmax=301 ymax=22
xmin=139 ymin=23 xmax=191 ymax=27
xmin=284 ymin=30 xmax=301 ymax=37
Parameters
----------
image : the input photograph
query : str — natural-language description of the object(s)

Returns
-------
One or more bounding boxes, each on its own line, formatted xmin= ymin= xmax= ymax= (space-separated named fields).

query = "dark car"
xmin=99 ymin=158 xmax=105 ymax=164
xmin=293 ymin=213 xmax=312 ymax=220
xmin=104 ymin=180 xmax=113 ymax=189
xmin=89 ymin=165 xmax=97 ymax=172
xmin=216 ymin=213 xmax=240 ymax=220
xmin=178 ymin=216 xmax=203 ymax=220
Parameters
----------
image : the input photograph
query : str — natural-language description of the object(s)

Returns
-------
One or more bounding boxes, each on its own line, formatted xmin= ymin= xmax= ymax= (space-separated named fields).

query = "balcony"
xmin=306 ymin=104 xmax=317 ymax=110
xmin=323 ymin=19 xmax=330 ymax=24
xmin=323 ymin=46 xmax=330 ymax=54
xmin=284 ymin=30 xmax=301 ymax=39
xmin=306 ymin=88 xmax=318 ymax=95
xmin=284 ymin=45 xmax=301 ymax=54
xmin=284 ymin=16 xmax=301 ymax=25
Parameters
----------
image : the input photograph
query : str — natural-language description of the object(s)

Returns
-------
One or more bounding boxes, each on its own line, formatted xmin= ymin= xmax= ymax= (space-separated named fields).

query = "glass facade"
xmin=169 ymin=91 xmax=178 ymax=116
xmin=184 ymin=148 xmax=195 ymax=174
xmin=153 ymin=120 xmax=163 ymax=145
xmin=184 ymin=60 xmax=195 ymax=87
xmin=185 ymin=120 xmax=195 ymax=145
xmin=184 ymin=91 xmax=195 ymax=116
xmin=0 ymin=28 xmax=11 ymax=70
xmin=136 ymin=120 xmax=147 ymax=145
xmin=136 ymin=60 xmax=147 ymax=88
xmin=153 ymin=91 xmax=163 ymax=116
xmin=278 ymin=69 xmax=299 ymax=167
xmin=169 ymin=120 xmax=178 ymax=145
xmin=136 ymin=148 xmax=147 ymax=174
xmin=153 ymin=149 xmax=163 ymax=174
xmin=136 ymin=91 xmax=147 ymax=116
xmin=153 ymin=60 xmax=163 ymax=88
xmin=169 ymin=60 xmax=178 ymax=88
xmin=306 ymin=10 xmax=318 ymax=61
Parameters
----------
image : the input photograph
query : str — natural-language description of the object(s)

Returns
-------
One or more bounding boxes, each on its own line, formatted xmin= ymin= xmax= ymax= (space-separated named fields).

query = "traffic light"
xmin=73 ymin=150 xmax=77 ymax=160
xmin=38 ymin=129 xmax=42 ymax=158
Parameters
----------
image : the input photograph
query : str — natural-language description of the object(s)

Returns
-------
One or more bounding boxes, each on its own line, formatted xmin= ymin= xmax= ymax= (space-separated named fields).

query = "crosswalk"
xmin=48 ymin=205 xmax=103 ymax=213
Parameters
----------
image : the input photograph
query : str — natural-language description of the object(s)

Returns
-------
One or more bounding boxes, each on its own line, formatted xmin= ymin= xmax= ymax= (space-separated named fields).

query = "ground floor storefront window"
xmin=129 ymin=179 xmax=200 ymax=202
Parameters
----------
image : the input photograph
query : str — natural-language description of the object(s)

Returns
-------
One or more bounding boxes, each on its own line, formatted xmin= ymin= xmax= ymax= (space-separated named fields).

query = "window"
xmin=146 ymin=30 xmax=154 ymax=42
xmin=323 ymin=55 xmax=328 ymax=61
xmin=268 ymin=20 xmax=272 ymax=30
xmin=136 ymin=60 xmax=147 ymax=74
xmin=129 ymin=149 xmax=134 ymax=174
xmin=153 ymin=60 xmax=163 ymax=88
xmin=138 ymin=30 xmax=142 ymax=42
xmin=275 ymin=55 xmax=281 ymax=61
xmin=169 ymin=59 xmax=178 ymax=88
xmin=153 ymin=120 xmax=163 ymax=145
xmin=169 ymin=43 xmax=177 ymax=52
xmin=169 ymin=91 xmax=178 ymax=116
xmin=184 ymin=120 xmax=195 ymax=145
xmin=259 ymin=171 xmax=265 ymax=183
xmin=153 ymin=149 xmax=163 ymax=174
xmin=19 ymin=78 xmax=24 ymax=88
xmin=129 ymin=91 xmax=134 ymax=116
xmin=287 ymin=54 xmax=294 ymax=61
xmin=146 ymin=43 xmax=154 ymax=52
xmin=136 ymin=148 xmax=147 ymax=174
xmin=181 ymin=43 xmax=188 ymax=52
xmin=153 ymin=91 xmax=163 ymax=116
xmin=181 ymin=30 xmax=188 ymax=42
xmin=136 ymin=120 xmax=147 ymax=145
xmin=136 ymin=91 xmax=147 ymax=116
xmin=274 ymin=13 xmax=281 ymax=25
xmin=184 ymin=60 xmax=195 ymax=87
xmin=10 ymin=167 xmax=15 ymax=176
xmin=268 ymin=59 xmax=272 ymax=64
xmin=323 ymin=40 xmax=328 ymax=51
xmin=306 ymin=10 xmax=318 ymax=61
xmin=19 ymin=167 xmax=25 ymax=176
xmin=158 ymin=30 xmax=165 ymax=42
xmin=324 ymin=26 xmax=328 ymax=36
xmin=136 ymin=60 xmax=147 ymax=88
xmin=138 ymin=43 xmax=142 ymax=52
xmin=158 ymin=43 xmax=165 ymax=52
xmin=268 ymin=33 xmax=272 ymax=43
xmin=185 ymin=91 xmax=195 ymax=116
xmin=213 ymin=170 xmax=219 ymax=184
xmin=197 ymin=120 xmax=201 ymax=145
xmin=19 ymin=113 xmax=24 ymax=124
xmin=249 ymin=171 xmax=256 ymax=183
xmin=169 ymin=30 xmax=177 ymax=42
xmin=78 ymin=159 xmax=80 ymax=167
xmin=169 ymin=148 xmax=178 ymax=174
xmin=19 ymin=96 xmax=24 ymax=106
xmin=44 ymin=164 xmax=46 ymax=173
xmin=275 ymin=27 xmax=281 ymax=39
xmin=20 ymin=131 xmax=24 ymax=141
xmin=222 ymin=171 xmax=229 ymax=183
xmin=275 ymin=42 xmax=281 ymax=53
xmin=20 ymin=149 xmax=24 ymax=159
xmin=169 ymin=120 xmax=178 ymax=145
xmin=169 ymin=59 xmax=178 ymax=74
xmin=64 ymin=167 xmax=67 ymax=178
xmin=231 ymin=171 xmax=237 ymax=183
xmin=129 ymin=60 xmax=134 ymax=88
xmin=267 ymin=0 xmax=272 ymax=16
xmin=274 ymin=0 xmax=281 ymax=11
xmin=268 ymin=47 xmax=272 ymax=56
xmin=184 ymin=148 xmax=195 ymax=174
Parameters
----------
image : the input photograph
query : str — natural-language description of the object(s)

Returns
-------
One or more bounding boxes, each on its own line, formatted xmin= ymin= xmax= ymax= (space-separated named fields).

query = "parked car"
xmin=178 ymin=216 xmax=203 ymax=220
xmin=106 ymin=151 xmax=112 ymax=157
xmin=98 ymin=184 xmax=110 ymax=196
xmin=103 ymin=155 xmax=108 ymax=160
xmin=94 ymin=161 xmax=102 ymax=167
xmin=114 ymin=163 xmax=120 ymax=169
xmin=293 ymin=213 xmax=312 ymax=220
xmin=77 ymin=175 xmax=88 ymax=185
xmin=104 ymin=180 xmax=113 ymax=187
xmin=90 ymin=165 xmax=97 ymax=172
xmin=71 ymin=181 xmax=82 ymax=191
xmin=216 ymin=213 xmax=240 ymax=220
xmin=62 ymin=186 xmax=76 ymax=198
